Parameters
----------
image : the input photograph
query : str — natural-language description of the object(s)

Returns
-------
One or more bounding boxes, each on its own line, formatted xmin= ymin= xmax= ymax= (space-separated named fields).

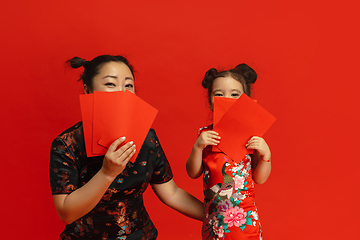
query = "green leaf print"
xmin=245 ymin=217 xmax=253 ymax=226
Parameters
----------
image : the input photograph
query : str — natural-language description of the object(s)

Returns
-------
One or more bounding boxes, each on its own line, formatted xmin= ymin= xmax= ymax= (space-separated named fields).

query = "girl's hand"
xmin=101 ymin=137 xmax=136 ymax=179
xmin=194 ymin=130 xmax=220 ymax=150
xmin=246 ymin=136 xmax=271 ymax=161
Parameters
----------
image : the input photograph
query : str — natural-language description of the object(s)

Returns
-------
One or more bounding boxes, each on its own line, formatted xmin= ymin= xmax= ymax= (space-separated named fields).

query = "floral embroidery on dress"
xmin=202 ymin=153 xmax=262 ymax=239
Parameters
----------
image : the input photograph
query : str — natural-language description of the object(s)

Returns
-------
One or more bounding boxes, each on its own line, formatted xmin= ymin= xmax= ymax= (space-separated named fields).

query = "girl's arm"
xmin=53 ymin=138 xmax=136 ymax=224
xmin=151 ymin=179 xmax=204 ymax=220
xmin=186 ymin=130 xmax=220 ymax=179
xmin=246 ymin=136 xmax=272 ymax=184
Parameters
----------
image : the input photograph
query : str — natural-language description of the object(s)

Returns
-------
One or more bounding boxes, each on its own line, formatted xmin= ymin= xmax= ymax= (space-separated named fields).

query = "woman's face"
xmin=210 ymin=76 xmax=244 ymax=110
xmin=85 ymin=61 xmax=135 ymax=94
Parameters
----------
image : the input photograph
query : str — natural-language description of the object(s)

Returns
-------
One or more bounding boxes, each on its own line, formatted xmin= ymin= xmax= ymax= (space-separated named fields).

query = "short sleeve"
xmin=149 ymin=129 xmax=173 ymax=184
xmin=49 ymin=137 xmax=80 ymax=194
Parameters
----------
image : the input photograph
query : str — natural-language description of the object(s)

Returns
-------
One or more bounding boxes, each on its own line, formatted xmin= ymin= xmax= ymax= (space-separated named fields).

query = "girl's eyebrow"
xmin=213 ymin=89 xmax=242 ymax=92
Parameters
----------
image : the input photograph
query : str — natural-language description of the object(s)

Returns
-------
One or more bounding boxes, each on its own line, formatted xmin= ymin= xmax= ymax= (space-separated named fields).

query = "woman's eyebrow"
xmin=102 ymin=75 xmax=118 ymax=79
xmin=102 ymin=75 xmax=134 ymax=80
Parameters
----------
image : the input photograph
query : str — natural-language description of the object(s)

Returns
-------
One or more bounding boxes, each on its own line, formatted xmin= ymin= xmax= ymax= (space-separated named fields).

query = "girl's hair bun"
xmin=67 ymin=56 xmax=88 ymax=69
xmin=202 ymin=68 xmax=218 ymax=89
xmin=234 ymin=63 xmax=257 ymax=84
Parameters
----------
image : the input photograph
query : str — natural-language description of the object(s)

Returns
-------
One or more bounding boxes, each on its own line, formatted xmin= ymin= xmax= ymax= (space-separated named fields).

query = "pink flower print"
xmin=217 ymin=199 xmax=232 ymax=212
xmin=234 ymin=175 xmax=245 ymax=190
xmin=223 ymin=206 xmax=247 ymax=227
xmin=212 ymin=220 xmax=224 ymax=239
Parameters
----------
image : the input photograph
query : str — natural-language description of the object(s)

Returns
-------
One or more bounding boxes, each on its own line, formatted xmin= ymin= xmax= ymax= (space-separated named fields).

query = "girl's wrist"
xmin=261 ymin=154 xmax=271 ymax=162
xmin=193 ymin=143 xmax=203 ymax=151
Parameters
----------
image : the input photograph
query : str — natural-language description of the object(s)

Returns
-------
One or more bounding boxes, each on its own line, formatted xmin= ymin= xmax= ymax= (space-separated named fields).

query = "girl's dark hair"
xmin=202 ymin=63 xmax=257 ymax=107
xmin=67 ymin=55 xmax=134 ymax=91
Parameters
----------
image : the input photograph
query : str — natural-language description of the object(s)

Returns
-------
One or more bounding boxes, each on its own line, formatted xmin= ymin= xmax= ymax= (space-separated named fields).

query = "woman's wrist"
xmin=98 ymin=167 xmax=118 ymax=182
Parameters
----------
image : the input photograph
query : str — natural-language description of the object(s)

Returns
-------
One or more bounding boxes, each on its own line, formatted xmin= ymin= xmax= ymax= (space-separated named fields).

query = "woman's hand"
xmin=246 ymin=136 xmax=271 ymax=161
xmin=194 ymin=130 xmax=221 ymax=150
xmin=101 ymin=137 xmax=136 ymax=179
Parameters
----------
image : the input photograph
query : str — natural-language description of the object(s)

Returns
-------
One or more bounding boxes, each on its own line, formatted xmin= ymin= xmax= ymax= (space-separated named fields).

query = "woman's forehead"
xmin=97 ymin=62 xmax=134 ymax=78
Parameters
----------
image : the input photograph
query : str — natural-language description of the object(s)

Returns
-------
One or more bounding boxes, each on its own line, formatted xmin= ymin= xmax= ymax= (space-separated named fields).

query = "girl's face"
xmin=85 ymin=61 xmax=135 ymax=94
xmin=210 ymin=76 xmax=244 ymax=110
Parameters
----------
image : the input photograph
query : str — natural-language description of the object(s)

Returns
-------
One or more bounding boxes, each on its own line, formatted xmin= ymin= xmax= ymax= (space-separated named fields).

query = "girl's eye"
xmin=214 ymin=93 xmax=223 ymax=96
xmin=231 ymin=93 xmax=240 ymax=97
xmin=125 ymin=84 xmax=134 ymax=88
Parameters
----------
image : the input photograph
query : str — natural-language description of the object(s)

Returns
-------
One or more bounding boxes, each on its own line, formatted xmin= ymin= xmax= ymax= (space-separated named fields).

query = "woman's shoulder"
xmin=57 ymin=122 xmax=83 ymax=137
xmin=146 ymin=128 xmax=159 ymax=145
xmin=52 ymin=121 xmax=84 ymax=148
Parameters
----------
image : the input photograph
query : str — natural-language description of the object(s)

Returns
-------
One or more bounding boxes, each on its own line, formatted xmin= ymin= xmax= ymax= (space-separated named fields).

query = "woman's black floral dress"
xmin=49 ymin=122 xmax=173 ymax=240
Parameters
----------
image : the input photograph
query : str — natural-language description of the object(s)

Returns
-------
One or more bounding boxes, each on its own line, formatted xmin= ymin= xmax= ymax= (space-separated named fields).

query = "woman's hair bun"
xmin=202 ymin=68 xmax=218 ymax=89
xmin=67 ymin=56 xmax=88 ymax=69
xmin=234 ymin=63 xmax=257 ymax=84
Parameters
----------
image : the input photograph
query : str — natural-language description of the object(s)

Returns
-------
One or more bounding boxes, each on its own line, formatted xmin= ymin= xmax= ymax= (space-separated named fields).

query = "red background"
xmin=1 ymin=1 xmax=359 ymax=239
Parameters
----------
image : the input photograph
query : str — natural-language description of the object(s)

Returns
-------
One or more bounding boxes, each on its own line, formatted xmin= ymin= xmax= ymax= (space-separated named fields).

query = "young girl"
xmin=186 ymin=64 xmax=271 ymax=240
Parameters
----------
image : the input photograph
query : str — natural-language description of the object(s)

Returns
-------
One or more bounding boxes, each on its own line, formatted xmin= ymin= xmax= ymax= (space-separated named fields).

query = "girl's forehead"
xmin=213 ymin=76 xmax=243 ymax=89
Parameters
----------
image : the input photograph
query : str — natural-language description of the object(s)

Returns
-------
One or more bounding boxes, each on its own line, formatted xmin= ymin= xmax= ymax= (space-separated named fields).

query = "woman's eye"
xmin=105 ymin=83 xmax=115 ymax=87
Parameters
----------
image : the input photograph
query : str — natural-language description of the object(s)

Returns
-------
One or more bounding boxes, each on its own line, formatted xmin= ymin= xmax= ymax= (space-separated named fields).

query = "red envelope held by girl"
xmin=213 ymin=94 xmax=275 ymax=163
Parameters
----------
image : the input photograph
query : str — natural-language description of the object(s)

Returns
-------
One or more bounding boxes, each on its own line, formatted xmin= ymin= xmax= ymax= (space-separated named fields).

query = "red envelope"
xmin=92 ymin=91 xmax=124 ymax=155
xmin=213 ymin=94 xmax=276 ymax=163
xmin=212 ymin=97 xmax=237 ymax=152
xmin=213 ymin=97 xmax=237 ymax=127
xmin=212 ymin=97 xmax=258 ymax=152
xmin=98 ymin=90 xmax=158 ymax=162
xmin=79 ymin=94 xmax=96 ymax=157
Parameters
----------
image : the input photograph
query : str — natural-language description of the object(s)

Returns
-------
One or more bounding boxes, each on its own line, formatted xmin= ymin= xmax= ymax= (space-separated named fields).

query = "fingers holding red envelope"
xmin=102 ymin=137 xmax=136 ymax=178
xmin=246 ymin=136 xmax=271 ymax=160
xmin=195 ymin=131 xmax=221 ymax=150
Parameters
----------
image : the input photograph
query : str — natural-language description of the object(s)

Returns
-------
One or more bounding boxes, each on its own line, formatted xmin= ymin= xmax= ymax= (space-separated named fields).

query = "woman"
xmin=49 ymin=55 xmax=203 ymax=239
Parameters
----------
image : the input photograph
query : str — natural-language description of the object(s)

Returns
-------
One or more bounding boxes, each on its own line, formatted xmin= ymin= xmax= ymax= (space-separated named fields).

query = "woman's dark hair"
xmin=202 ymin=63 xmax=257 ymax=107
xmin=67 ymin=55 xmax=134 ymax=91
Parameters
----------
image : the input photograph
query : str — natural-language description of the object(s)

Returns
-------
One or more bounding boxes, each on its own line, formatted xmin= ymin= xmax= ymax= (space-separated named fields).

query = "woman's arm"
xmin=186 ymin=130 xmax=220 ymax=179
xmin=53 ymin=137 xmax=136 ymax=224
xmin=246 ymin=136 xmax=271 ymax=184
xmin=151 ymin=179 xmax=204 ymax=220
